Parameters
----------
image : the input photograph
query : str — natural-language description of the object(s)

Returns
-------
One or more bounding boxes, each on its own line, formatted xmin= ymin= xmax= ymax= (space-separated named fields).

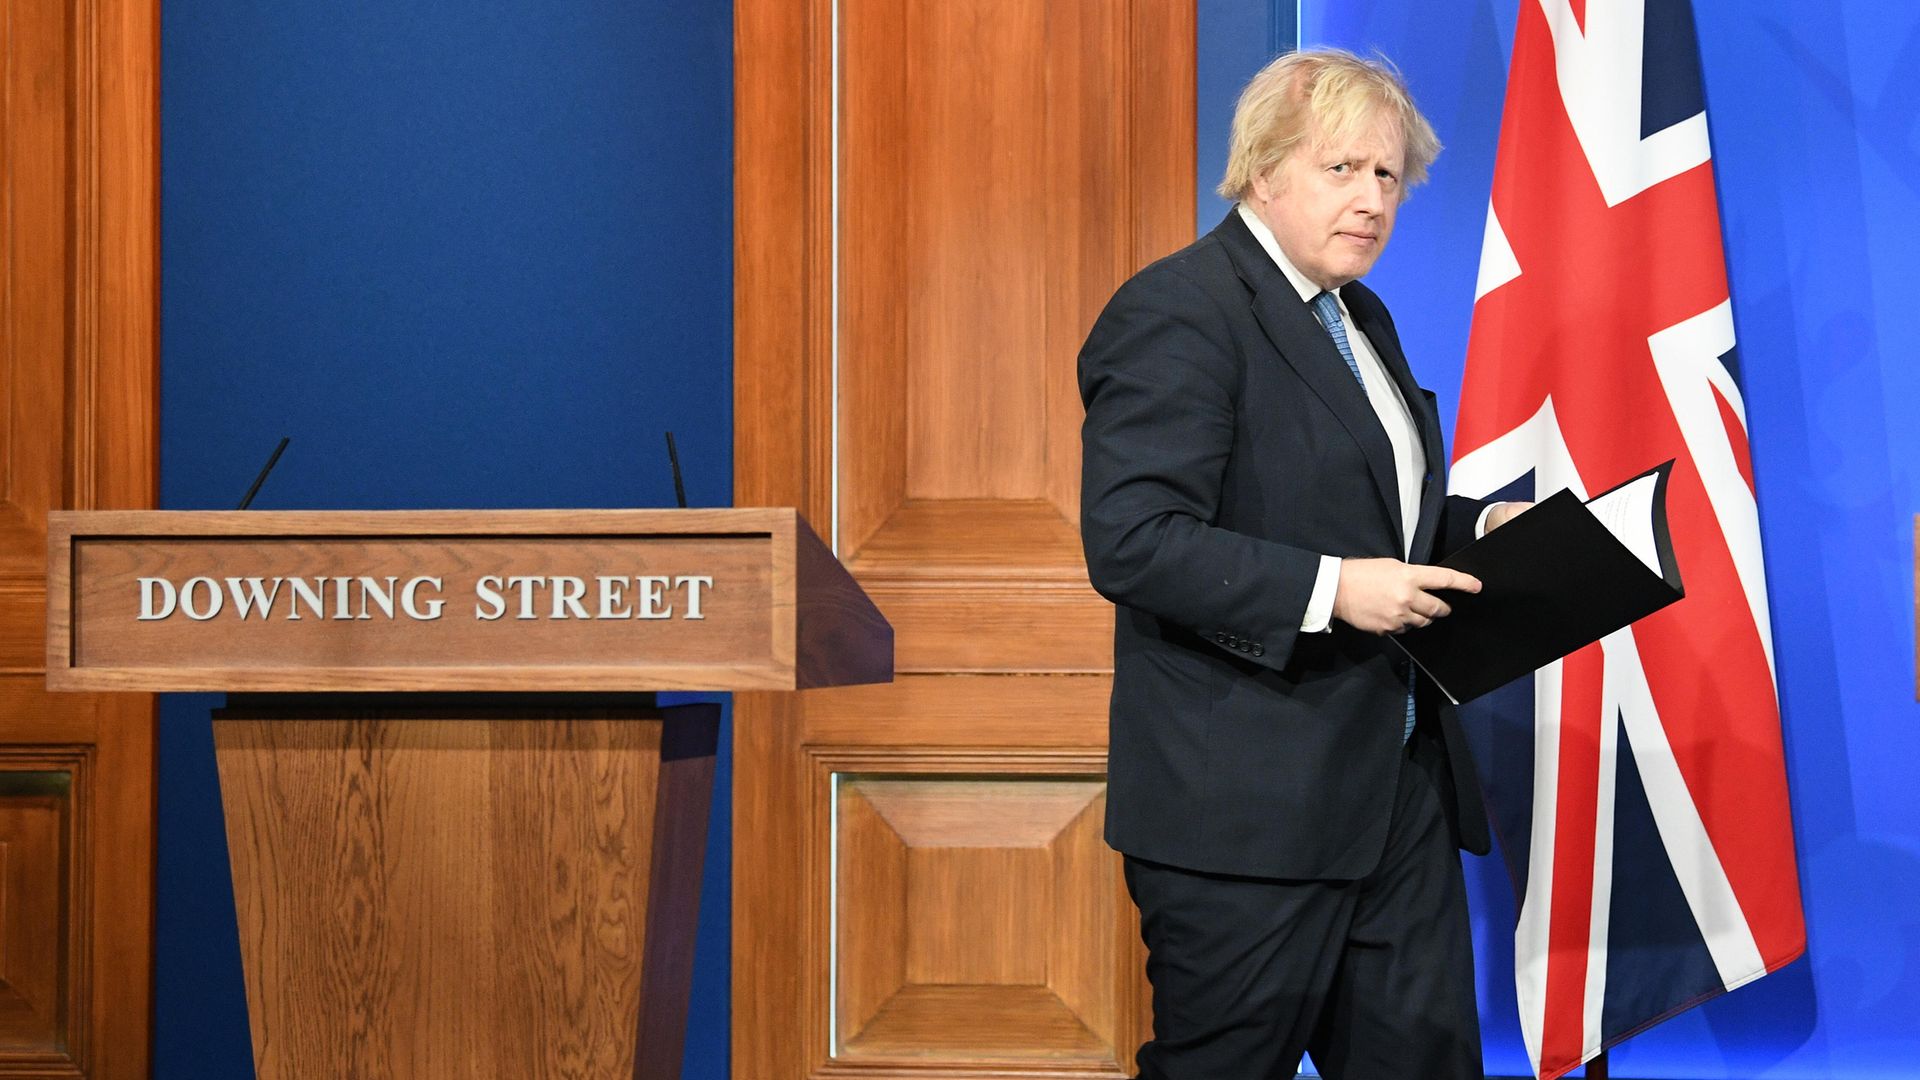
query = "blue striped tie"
xmin=1310 ymin=291 xmax=1367 ymax=389
xmin=1310 ymin=291 xmax=1418 ymax=743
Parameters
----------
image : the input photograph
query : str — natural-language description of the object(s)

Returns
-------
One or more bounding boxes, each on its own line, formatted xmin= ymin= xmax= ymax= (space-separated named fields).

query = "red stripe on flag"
xmin=1711 ymin=384 xmax=1757 ymax=497
xmin=1540 ymin=645 xmax=1606 ymax=1079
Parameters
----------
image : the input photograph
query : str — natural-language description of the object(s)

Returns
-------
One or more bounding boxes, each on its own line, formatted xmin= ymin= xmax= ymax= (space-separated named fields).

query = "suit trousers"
xmin=1123 ymin=723 xmax=1483 ymax=1080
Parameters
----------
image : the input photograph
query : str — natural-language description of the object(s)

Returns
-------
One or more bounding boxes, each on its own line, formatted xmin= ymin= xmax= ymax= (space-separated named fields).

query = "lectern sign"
xmin=133 ymin=571 xmax=716 ymax=623
xmin=48 ymin=508 xmax=890 ymax=692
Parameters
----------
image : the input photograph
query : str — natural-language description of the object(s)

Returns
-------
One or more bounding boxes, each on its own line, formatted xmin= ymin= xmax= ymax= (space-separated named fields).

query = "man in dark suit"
xmin=1079 ymin=49 xmax=1527 ymax=1079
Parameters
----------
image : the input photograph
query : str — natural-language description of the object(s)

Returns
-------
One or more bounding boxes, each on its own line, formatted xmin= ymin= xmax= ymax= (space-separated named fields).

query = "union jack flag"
xmin=1448 ymin=2 xmax=1806 ymax=1077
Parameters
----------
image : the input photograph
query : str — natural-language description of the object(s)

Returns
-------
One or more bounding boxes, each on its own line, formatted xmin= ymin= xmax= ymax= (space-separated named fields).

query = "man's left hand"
xmin=1486 ymin=501 xmax=1534 ymax=531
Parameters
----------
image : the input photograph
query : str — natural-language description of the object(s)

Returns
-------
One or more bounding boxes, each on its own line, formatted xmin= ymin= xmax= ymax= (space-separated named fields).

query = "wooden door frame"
xmin=731 ymin=9 xmax=828 ymax=1073
xmin=5 ymin=0 xmax=161 ymax=1071
xmin=75 ymin=0 xmax=160 ymax=507
xmin=73 ymin=0 xmax=161 ymax=1069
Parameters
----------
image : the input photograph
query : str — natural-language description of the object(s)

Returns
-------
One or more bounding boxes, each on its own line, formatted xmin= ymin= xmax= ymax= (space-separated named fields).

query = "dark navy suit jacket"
xmin=1080 ymin=210 xmax=1492 ymax=880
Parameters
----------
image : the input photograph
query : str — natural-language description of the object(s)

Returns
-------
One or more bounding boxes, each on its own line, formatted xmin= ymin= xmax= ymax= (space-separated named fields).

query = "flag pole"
xmin=1587 ymin=1049 xmax=1608 ymax=1079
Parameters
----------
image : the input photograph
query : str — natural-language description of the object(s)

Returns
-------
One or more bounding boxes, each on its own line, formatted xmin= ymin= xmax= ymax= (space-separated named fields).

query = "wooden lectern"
xmin=47 ymin=509 xmax=890 ymax=1079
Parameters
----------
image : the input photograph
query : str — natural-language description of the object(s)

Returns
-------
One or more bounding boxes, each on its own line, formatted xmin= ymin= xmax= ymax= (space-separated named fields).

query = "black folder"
xmin=1391 ymin=460 xmax=1685 ymax=704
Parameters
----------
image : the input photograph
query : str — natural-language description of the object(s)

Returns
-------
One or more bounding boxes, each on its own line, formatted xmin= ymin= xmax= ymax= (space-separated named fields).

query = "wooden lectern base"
xmin=212 ymin=694 xmax=717 ymax=1080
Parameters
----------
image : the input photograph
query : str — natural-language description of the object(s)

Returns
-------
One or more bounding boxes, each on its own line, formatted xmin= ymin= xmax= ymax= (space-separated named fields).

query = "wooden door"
xmin=0 ymin=0 xmax=157 ymax=1074
xmin=735 ymin=2 xmax=1195 ymax=1074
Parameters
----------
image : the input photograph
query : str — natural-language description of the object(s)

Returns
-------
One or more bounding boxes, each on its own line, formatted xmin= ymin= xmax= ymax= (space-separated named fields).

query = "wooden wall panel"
xmin=830 ymin=770 xmax=1129 ymax=1069
xmin=741 ymin=675 xmax=1162 ymax=1077
xmin=1 ymin=0 xmax=72 ymax=536
xmin=0 ymin=768 xmax=74 ymax=1058
xmin=0 ymin=0 xmax=159 ymax=1073
xmin=0 ymin=0 xmax=74 ymax=655
xmin=737 ymin=0 xmax=1192 ymax=1074
xmin=833 ymin=777 xmax=1124 ymax=1066
xmin=897 ymin=4 xmax=1049 ymax=503
xmin=0 ymin=693 xmax=151 ymax=1077
xmin=836 ymin=0 xmax=1188 ymax=675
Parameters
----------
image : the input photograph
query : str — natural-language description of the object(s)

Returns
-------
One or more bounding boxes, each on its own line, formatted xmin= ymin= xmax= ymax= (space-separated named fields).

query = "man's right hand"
xmin=1331 ymin=558 xmax=1483 ymax=635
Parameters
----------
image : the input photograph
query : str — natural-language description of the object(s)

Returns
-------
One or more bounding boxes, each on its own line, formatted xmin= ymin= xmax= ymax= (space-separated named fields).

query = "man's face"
xmin=1248 ymin=117 xmax=1405 ymax=292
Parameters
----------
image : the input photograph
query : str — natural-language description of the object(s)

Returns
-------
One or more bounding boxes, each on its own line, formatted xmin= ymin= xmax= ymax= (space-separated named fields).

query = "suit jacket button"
xmin=1252 ymin=644 xmax=1265 ymax=657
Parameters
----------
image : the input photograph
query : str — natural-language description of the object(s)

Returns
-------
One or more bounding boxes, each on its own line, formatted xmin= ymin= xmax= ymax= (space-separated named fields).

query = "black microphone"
xmin=665 ymin=431 xmax=689 ymax=509
xmin=236 ymin=437 xmax=290 ymax=510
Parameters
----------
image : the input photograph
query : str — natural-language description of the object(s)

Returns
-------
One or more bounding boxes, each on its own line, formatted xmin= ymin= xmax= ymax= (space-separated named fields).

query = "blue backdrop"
xmin=156 ymin=3 xmax=733 ymax=1077
xmin=1196 ymin=1 xmax=1919 ymax=1076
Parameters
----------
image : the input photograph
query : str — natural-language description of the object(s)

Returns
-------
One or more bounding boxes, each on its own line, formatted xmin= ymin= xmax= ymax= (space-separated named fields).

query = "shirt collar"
xmin=1235 ymin=202 xmax=1347 ymax=316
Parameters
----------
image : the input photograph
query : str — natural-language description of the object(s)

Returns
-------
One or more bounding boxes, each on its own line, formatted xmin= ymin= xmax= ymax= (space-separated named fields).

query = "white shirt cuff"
xmin=1474 ymin=502 xmax=1502 ymax=539
xmin=1302 ymin=555 xmax=1341 ymax=633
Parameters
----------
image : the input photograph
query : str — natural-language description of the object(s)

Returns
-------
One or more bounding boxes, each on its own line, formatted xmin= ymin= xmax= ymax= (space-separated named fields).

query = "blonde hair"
xmin=1217 ymin=48 xmax=1441 ymax=202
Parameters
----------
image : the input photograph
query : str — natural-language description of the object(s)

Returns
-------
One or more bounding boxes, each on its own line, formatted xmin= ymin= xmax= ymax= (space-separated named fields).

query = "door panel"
xmin=736 ymin=3 xmax=1194 ymax=1071
xmin=832 ymin=773 xmax=1124 ymax=1065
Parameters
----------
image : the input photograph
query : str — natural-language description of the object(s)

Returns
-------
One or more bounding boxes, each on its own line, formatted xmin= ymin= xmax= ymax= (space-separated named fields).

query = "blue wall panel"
xmin=1197 ymin=0 xmax=1300 ymax=235
xmin=157 ymin=3 xmax=733 ymax=1076
xmin=1187 ymin=1 xmax=1919 ymax=1076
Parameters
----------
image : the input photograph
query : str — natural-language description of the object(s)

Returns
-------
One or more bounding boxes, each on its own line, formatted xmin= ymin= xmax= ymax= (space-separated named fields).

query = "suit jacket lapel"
xmin=1214 ymin=213 xmax=1404 ymax=545
xmin=1343 ymin=285 xmax=1447 ymax=562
